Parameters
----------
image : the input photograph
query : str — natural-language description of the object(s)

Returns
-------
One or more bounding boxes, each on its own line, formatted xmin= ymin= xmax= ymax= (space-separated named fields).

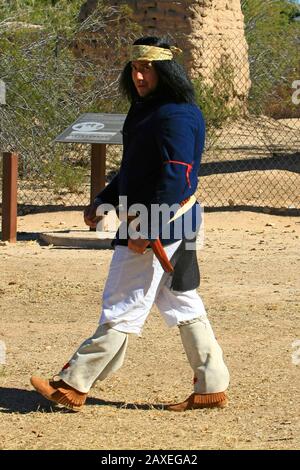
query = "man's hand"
xmin=128 ymin=238 xmax=150 ymax=254
xmin=83 ymin=203 xmax=104 ymax=229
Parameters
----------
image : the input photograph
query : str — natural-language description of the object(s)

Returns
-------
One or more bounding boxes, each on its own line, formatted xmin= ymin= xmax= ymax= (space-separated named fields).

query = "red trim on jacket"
xmin=164 ymin=160 xmax=193 ymax=188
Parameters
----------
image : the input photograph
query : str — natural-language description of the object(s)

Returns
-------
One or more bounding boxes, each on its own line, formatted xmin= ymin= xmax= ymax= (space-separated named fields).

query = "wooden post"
xmin=1 ymin=152 xmax=18 ymax=243
xmin=90 ymin=143 xmax=107 ymax=232
xmin=90 ymin=143 xmax=106 ymax=204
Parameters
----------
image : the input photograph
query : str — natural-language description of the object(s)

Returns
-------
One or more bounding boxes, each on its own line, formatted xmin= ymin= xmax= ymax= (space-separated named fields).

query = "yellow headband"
xmin=130 ymin=45 xmax=182 ymax=62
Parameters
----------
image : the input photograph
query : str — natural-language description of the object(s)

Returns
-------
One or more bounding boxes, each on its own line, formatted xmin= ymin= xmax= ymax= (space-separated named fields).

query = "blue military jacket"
xmin=95 ymin=93 xmax=205 ymax=246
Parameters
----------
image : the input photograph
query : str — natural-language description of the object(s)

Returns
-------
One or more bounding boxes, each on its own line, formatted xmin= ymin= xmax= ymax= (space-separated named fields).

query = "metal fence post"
xmin=1 ymin=152 xmax=18 ymax=243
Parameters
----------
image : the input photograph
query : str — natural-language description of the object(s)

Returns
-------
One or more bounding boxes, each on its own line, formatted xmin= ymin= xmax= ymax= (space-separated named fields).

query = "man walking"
xmin=31 ymin=36 xmax=229 ymax=412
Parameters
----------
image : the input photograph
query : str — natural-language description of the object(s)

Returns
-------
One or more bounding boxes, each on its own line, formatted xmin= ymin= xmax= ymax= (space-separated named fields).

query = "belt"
xmin=180 ymin=196 xmax=191 ymax=207
xmin=126 ymin=196 xmax=196 ymax=273
xmin=126 ymin=196 xmax=193 ymax=223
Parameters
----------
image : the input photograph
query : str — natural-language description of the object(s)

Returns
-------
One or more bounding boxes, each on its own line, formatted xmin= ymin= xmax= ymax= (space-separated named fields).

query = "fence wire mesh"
xmin=0 ymin=4 xmax=299 ymax=216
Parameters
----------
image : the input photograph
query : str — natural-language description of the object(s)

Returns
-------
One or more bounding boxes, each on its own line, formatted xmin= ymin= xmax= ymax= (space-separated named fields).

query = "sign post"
xmin=55 ymin=113 xmax=126 ymax=205
xmin=91 ymin=143 xmax=106 ymax=202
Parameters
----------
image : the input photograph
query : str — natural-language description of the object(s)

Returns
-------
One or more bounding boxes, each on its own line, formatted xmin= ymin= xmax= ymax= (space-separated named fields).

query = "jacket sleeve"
xmin=93 ymin=173 xmax=120 ymax=208
xmin=140 ymin=107 xmax=204 ymax=241
xmin=153 ymin=112 xmax=198 ymax=206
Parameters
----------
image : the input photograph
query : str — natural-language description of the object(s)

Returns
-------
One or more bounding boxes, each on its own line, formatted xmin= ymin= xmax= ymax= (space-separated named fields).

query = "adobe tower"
xmin=78 ymin=0 xmax=251 ymax=108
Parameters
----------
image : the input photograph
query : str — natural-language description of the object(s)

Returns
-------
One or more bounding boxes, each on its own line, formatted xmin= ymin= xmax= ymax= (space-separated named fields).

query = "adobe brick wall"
xmin=77 ymin=0 xmax=251 ymax=107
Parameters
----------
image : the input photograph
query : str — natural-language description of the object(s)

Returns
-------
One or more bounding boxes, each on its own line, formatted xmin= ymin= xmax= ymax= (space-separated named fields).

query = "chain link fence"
xmin=0 ymin=5 xmax=299 ymax=217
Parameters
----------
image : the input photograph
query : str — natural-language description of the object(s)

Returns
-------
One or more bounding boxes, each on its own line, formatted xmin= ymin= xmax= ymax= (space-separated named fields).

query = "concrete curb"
xmin=39 ymin=230 xmax=115 ymax=249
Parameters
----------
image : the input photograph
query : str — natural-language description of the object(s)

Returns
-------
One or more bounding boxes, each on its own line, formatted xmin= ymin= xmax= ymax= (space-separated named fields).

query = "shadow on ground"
xmin=0 ymin=387 xmax=164 ymax=414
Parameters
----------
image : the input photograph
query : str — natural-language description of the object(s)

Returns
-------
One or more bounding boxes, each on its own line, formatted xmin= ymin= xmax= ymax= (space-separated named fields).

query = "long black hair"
xmin=119 ymin=36 xmax=195 ymax=104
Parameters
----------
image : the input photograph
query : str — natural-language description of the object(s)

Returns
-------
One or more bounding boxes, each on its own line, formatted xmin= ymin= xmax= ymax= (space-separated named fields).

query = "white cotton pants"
xmin=99 ymin=241 xmax=206 ymax=334
xmin=59 ymin=241 xmax=229 ymax=394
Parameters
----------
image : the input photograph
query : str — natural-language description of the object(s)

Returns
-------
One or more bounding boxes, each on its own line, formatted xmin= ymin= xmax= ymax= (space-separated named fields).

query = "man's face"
xmin=131 ymin=61 xmax=159 ymax=97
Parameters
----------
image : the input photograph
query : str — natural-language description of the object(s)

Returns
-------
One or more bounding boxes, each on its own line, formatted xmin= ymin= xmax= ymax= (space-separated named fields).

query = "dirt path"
xmin=0 ymin=211 xmax=299 ymax=450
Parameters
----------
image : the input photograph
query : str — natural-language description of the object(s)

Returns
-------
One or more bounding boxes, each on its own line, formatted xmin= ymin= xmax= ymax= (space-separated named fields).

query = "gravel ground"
xmin=0 ymin=210 xmax=299 ymax=450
